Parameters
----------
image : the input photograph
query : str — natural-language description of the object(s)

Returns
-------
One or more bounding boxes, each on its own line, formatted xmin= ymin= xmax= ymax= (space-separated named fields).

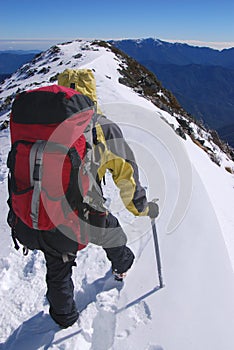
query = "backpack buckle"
xmin=33 ymin=163 xmax=41 ymax=181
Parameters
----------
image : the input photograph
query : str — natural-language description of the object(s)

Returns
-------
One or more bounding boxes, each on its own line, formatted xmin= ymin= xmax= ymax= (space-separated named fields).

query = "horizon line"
xmin=0 ymin=38 xmax=234 ymax=51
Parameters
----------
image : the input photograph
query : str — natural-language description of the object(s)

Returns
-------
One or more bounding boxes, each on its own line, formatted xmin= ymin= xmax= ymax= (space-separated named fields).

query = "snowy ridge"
xmin=0 ymin=40 xmax=234 ymax=349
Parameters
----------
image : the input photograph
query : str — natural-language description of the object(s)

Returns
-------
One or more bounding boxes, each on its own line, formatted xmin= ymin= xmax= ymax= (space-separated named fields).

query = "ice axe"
xmin=116 ymin=217 xmax=165 ymax=314
xmin=151 ymin=218 xmax=164 ymax=289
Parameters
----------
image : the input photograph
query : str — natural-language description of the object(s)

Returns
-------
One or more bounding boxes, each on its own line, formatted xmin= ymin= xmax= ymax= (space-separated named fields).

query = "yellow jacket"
xmin=93 ymin=115 xmax=149 ymax=216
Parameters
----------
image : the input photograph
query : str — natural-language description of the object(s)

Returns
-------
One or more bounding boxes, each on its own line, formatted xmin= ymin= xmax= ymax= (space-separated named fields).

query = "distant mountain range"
xmin=0 ymin=50 xmax=39 ymax=75
xmin=0 ymin=73 xmax=11 ymax=83
xmin=110 ymin=38 xmax=234 ymax=147
xmin=1 ymin=40 xmax=234 ymax=147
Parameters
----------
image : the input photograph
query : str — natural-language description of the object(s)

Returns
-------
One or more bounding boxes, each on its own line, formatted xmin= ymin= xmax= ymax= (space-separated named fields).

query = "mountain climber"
xmin=7 ymin=68 xmax=159 ymax=329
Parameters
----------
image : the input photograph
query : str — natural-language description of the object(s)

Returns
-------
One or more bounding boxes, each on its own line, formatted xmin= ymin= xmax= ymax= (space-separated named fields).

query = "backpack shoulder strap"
xmin=81 ymin=113 xmax=106 ymax=211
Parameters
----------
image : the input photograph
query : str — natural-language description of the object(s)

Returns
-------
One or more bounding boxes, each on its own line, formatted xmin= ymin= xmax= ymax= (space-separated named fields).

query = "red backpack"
xmin=7 ymin=85 xmax=97 ymax=248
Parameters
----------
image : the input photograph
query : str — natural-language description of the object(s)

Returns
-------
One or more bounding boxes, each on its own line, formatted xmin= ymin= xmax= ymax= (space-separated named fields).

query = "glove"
xmin=147 ymin=201 xmax=159 ymax=219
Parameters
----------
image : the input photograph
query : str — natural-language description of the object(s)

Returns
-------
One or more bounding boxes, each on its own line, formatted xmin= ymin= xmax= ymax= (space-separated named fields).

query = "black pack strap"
xmin=11 ymin=230 xmax=20 ymax=251
xmin=23 ymin=246 xmax=29 ymax=256
xmin=62 ymin=146 xmax=90 ymax=245
xmin=7 ymin=173 xmax=12 ymax=208
xmin=62 ymin=252 xmax=77 ymax=263
xmin=63 ymin=147 xmax=82 ymax=215
xmin=7 ymin=145 xmax=18 ymax=194
xmin=69 ymin=147 xmax=81 ymax=170
xmin=11 ymin=226 xmax=29 ymax=255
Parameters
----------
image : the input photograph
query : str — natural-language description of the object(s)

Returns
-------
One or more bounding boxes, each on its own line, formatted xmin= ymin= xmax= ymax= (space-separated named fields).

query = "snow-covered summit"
xmin=0 ymin=39 xmax=234 ymax=349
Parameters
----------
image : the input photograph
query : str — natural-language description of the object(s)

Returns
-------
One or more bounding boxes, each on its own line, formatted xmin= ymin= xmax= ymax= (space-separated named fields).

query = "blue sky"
xmin=1 ymin=0 xmax=234 ymax=50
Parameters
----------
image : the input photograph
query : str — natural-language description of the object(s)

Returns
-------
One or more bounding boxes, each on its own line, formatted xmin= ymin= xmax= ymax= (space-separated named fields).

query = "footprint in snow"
xmin=75 ymin=269 xmax=122 ymax=312
xmin=128 ymin=300 xmax=152 ymax=325
xmin=146 ymin=345 xmax=164 ymax=350
xmin=90 ymin=289 xmax=119 ymax=350
xmin=23 ymin=251 xmax=39 ymax=278
xmin=116 ymin=301 xmax=152 ymax=341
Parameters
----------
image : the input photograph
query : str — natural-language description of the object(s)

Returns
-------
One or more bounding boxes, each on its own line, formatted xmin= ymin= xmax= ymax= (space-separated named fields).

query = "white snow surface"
xmin=0 ymin=40 xmax=234 ymax=350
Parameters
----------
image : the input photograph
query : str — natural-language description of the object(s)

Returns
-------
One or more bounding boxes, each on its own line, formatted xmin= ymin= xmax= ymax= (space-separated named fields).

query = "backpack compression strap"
xmin=29 ymin=140 xmax=47 ymax=229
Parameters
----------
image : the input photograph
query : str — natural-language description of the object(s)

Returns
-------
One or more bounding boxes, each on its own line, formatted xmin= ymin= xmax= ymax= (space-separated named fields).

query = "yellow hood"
xmin=58 ymin=68 xmax=100 ymax=111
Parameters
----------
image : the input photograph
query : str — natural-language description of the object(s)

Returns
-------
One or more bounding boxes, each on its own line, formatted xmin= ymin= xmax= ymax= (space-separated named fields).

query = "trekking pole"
xmin=151 ymin=219 xmax=164 ymax=289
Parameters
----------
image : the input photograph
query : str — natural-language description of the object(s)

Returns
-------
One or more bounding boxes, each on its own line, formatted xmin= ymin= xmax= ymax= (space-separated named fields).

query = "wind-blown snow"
xmin=0 ymin=40 xmax=234 ymax=350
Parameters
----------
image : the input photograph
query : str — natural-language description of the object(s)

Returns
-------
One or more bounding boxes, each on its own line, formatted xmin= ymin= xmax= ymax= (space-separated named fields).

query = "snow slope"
xmin=0 ymin=40 xmax=234 ymax=350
